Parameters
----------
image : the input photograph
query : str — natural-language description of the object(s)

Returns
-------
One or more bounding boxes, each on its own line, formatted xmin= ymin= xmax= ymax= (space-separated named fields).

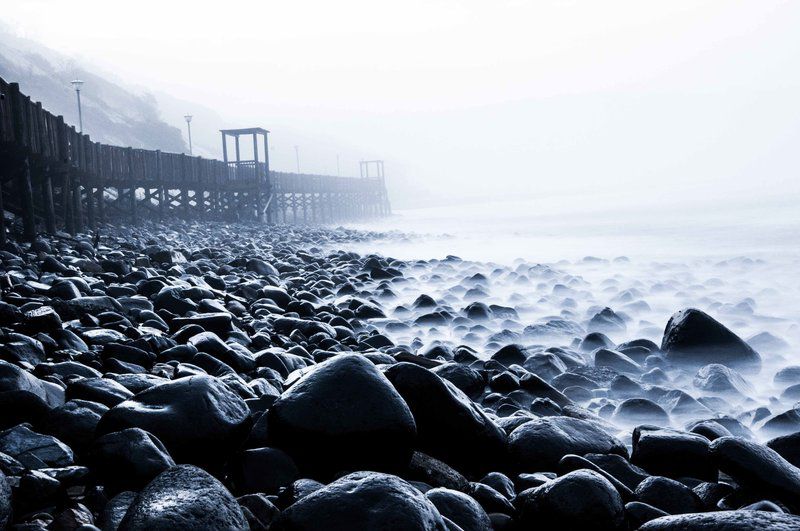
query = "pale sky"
xmin=4 ymin=0 xmax=800 ymax=206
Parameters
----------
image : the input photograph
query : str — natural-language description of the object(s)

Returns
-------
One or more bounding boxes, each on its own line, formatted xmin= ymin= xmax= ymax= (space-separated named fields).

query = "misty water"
xmin=337 ymin=193 xmax=800 ymax=441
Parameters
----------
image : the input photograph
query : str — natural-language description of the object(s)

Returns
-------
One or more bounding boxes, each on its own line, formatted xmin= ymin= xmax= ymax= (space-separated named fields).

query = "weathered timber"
xmin=0 ymin=75 xmax=390 ymax=237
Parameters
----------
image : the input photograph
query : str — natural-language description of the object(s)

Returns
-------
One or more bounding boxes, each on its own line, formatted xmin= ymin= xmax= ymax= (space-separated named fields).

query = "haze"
xmin=5 ymin=0 xmax=800 ymax=207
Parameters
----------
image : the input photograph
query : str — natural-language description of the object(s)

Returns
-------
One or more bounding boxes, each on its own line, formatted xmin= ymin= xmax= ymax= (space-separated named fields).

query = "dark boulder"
xmin=516 ymin=469 xmax=625 ymax=530
xmin=97 ymin=375 xmax=251 ymax=466
xmin=273 ymin=471 xmax=448 ymax=531
xmin=631 ymin=427 xmax=715 ymax=481
xmin=268 ymin=355 xmax=416 ymax=477
xmin=230 ymin=447 xmax=300 ymax=495
xmin=508 ymin=416 xmax=626 ymax=473
xmin=639 ymin=511 xmax=800 ymax=530
xmin=426 ymin=488 xmax=492 ymax=531
xmin=661 ymin=309 xmax=761 ymax=371
xmin=709 ymin=436 xmax=800 ymax=511
xmin=0 ymin=424 xmax=73 ymax=469
xmin=634 ymin=475 xmax=704 ymax=514
xmin=118 ymin=465 xmax=248 ymax=530
xmin=90 ymin=428 xmax=176 ymax=493
xmin=385 ymin=362 xmax=507 ymax=476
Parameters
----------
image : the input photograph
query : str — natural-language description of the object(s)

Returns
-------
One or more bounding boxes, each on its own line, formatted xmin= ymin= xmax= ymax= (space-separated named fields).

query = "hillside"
xmin=0 ymin=26 xmax=185 ymax=153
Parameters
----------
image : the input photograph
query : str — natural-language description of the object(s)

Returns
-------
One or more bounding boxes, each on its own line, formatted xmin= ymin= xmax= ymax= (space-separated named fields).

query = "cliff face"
xmin=0 ymin=27 xmax=186 ymax=153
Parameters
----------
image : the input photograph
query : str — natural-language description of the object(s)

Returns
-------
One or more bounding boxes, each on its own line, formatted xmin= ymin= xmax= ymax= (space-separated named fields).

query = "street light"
xmin=294 ymin=145 xmax=300 ymax=173
xmin=71 ymin=79 xmax=84 ymax=133
xmin=184 ymin=115 xmax=193 ymax=155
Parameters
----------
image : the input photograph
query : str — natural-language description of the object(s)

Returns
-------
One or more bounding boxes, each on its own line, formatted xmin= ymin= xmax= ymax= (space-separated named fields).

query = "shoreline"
xmin=0 ymin=220 xmax=798 ymax=528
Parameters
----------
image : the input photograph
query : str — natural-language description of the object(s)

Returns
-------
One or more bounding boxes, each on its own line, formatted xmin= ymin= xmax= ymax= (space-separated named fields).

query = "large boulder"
xmin=118 ymin=465 xmax=248 ymax=530
xmin=384 ymin=362 xmax=507 ymax=476
xmin=90 ymin=428 xmax=176 ymax=493
xmin=268 ymin=355 xmax=416 ymax=477
xmin=273 ymin=471 xmax=448 ymax=531
xmin=639 ymin=511 xmax=800 ymax=530
xmin=0 ymin=424 xmax=73 ymax=469
xmin=97 ymin=375 xmax=251 ymax=466
xmin=709 ymin=436 xmax=800 ymax=511
xmin=661 ymin=309 xmax=761 ymax=371
xmin=508 ymin=416 xmax=626 ymax=473
xmin=516 ymin=469 xmax=625 ymax=530
xmin=425 ymin=488 xmax=492 ymax=531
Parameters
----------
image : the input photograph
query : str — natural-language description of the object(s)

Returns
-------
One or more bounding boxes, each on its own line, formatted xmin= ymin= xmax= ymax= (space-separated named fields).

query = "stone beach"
xmin=0 ymin=219 xmax=797 ymax=530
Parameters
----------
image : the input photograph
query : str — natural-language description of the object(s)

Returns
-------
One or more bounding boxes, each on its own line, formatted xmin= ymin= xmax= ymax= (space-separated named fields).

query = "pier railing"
xmin=0 ymin=75 xmax=391 ymax=241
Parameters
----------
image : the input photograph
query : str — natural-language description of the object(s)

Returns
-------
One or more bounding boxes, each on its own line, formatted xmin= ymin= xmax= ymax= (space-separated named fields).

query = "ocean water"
xmin=333 ymin=192 xmax=800 ymax=437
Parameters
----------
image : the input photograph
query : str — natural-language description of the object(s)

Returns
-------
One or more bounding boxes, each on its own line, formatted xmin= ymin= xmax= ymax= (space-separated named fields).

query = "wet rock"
xmin=268 ymin=355 xmax=416 ymax=477
xmin=639 ymin=510 xmax=800 ymax=530
xmin=66 ymin=377 xmax=134 ymax=407
xmin=710 ymin=436 xmax=800 ymax=511
xmin=426 ymin=488 xmax=492 ymax=531
xmin=508 ymin=416 xmax=626 ymax=473
xmin=767 ymin=432 xmax=800 ymax=469
xmin=40 ymin=399 xmax=108 ymax=453
xmin=90 ymin=428 xmax=176 ymax=493
xmin=0 ymin=470 xmax=10 ymax=530
xmin=625 ymin=501 xmax=669 ymax=529
xmin=693 ymin=364 xmax=752 ymax=396
xmin=97 ymin=375 xmax=251 ymax=466
xmin=661 ymin=309 xmax=761 ymax=371
xmin=230 ymin=446 xmax=300 ymax=495
xmin=273 ymin=471 xmax=448 ymax=531
xmin=0 ymin=424 xmax=73 ymax=469
xmin=118 ymin=465 xmax=248 ymax=530
xmin=594 ymin=348 xmax=641 ymax=374
xmin=516 ymin=469 xmax=625 ymax=530
xmin=385 ymin=362 xmax=507 ymax=475
xmin=612 ymin=398 xmax=669 ymax=426
xmin=634 ymin=475 xmax=704 ymax=514
xmin=632 ymin=427 xmax=715 ymax=481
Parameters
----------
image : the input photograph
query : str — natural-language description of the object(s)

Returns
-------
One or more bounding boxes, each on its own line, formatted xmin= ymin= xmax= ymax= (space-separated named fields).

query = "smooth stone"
xmin=634 ymin=475 xmax=704 ymax=514
xmin=97 ymin=375 xmax=251 ymax=466
xmin=90 ymin=428 xmax=176 ymax=493
xmin=661 ymin=308 xmax=761 ymax=371
xmin=268 ymin=355 xmax=416 ymax=477
xmin=710 ymin=436 xmax=800 ymax=511
xmin=274 ymin=471 xmax=448 ymax=530
xmin=118 ymin=465 xmax=248 ymax=530
xmin=385 ymin=362 xmax=507 ymax=476
xmin=0 ymin=424 xmax=73 ymax=469
xmin=230 ymin=447 xmax=300 ymax=495
xmin=639 ymin=511 xmax=800 ymax=530
xmin=516 ymin=469 xmax=625 ymax=530
xmin=631 ymin=427 xmax=715 ymax=481
xmin=508 ymin=416 xmax=626 ymax=473
xmin=426 ymin=488 xmax=492 ymax=531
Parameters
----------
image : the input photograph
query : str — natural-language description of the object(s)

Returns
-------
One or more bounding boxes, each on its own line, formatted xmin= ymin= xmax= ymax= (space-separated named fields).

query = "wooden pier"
xmin=0 ymin=76 xmax=391 ymax=242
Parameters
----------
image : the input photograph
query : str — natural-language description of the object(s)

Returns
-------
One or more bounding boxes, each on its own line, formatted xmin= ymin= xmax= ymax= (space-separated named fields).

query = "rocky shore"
xmin=0 ymin=220 xmax=798 ymax=530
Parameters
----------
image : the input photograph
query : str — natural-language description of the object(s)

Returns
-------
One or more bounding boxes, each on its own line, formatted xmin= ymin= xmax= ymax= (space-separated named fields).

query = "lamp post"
xmin=294 ymin=145 xmax=300 ymax=173
xmin=71 ymin=79 xmax=84 ymax=133
xmin=184 ymin=115 xmax=193 ymax=155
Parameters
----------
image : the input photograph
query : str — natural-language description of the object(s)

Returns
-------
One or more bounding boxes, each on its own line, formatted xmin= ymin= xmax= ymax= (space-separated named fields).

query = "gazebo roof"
xmin=220 ymin=127 xmax=270 ymax=135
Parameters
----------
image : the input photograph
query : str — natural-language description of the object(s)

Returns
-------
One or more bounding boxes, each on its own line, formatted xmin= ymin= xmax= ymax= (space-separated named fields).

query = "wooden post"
xmin=156 ymin=150 xmax=165 ymax=219
xmin=63 ymin=173 xmax=74 ymax=234
xmin=18 ymin=158 xmax=37 ymax=240
xmin=73 ymin=176 xmax=83 ymax=233
xmin=41 ymin=170 xmax=56 ymax=234
xmin=96 ymin=186 xmax=105 ymax=224
xmin=0 ymin=178 xmax=6 ymax=246
xmin=86 ymin=185 xmax=95 ymax=229
xmin=128 ymin=148 xmax=137 ymax=223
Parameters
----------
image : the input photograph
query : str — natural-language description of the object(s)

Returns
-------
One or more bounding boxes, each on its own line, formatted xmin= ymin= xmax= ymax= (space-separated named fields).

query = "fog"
xmin=5 ymin=0 xmax=800 ymax=207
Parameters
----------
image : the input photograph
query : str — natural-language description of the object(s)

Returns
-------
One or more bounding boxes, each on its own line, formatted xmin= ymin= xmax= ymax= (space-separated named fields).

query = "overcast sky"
xmin=4 ymin=0 xmax=800 ymax=207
